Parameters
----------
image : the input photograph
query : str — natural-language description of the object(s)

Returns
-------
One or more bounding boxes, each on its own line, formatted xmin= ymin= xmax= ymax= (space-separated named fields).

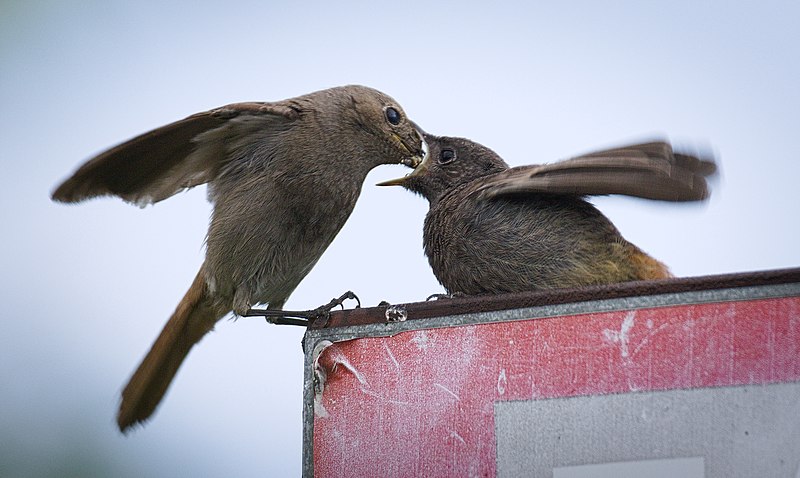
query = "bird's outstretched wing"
xmin=475 ymin=141 xmax=716 ymax=202
xmin=51 ymin=102 xmax=299 ymax=206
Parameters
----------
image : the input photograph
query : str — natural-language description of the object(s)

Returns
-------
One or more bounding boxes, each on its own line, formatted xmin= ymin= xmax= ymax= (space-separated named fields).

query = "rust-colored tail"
xmin=630 ymin=246 xmax=673 ymax=280
xmin=117 ymin=264 xmax=227 ymax=432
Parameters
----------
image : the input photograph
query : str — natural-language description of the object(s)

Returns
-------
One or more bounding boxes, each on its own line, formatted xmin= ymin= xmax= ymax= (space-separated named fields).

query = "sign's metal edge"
xmin=308 ymin=282 xmax=800 ymax=344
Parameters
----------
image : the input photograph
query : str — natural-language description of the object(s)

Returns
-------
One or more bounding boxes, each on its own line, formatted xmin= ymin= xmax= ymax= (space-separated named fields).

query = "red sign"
xmin=311 ymin=296 xmax=800 ymax=477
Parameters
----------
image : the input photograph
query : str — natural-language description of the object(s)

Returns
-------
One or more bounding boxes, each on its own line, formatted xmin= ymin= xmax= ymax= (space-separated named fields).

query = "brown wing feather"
xmin=51 ymin=102 xmax=298 ymax=205
xmin=476 ymin=141 xmax=716 ymax=202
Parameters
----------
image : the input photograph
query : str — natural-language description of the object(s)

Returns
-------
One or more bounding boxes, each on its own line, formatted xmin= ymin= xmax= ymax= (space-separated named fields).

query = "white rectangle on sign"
xmin=495 ymin=382 xmax=800 ymax=477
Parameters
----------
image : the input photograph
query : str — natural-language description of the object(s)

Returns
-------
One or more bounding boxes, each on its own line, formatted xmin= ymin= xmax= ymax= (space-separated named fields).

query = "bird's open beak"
xmin=378 ymin=134 xmax=430 ymax=187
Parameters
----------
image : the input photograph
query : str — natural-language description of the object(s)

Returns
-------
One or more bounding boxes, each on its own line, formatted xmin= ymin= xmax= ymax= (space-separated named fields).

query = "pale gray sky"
xmin=1 ymin=1 xmax=798 ymax=476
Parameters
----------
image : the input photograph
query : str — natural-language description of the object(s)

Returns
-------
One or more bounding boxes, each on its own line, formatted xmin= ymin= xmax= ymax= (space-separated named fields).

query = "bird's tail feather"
xmin=117 ymin=264 xmax=226 ymax=432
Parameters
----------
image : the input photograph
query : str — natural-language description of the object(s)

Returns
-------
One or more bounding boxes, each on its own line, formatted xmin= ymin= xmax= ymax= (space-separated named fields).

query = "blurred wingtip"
xmin=50 ymin=178 xmax=83 ymax=203
xmin=50 ymin=175 xmax=106 ymax=204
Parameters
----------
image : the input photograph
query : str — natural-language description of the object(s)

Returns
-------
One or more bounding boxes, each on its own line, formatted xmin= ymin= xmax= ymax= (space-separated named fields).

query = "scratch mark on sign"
xmin=603 ymin=311 xmax=636 ymax=358
xmin=383 ymin=342 xmax=400 ymax=372
xmin=631 ymin=322 xmax=672 ymax=358
xmin=497 ymin=368 xmax=507 ymax=396
xmin=434 ymin=382 xmax=460 ymax=401
xmin=359 ymin=387 xmax=411 ymax=406
xmin=411 ymin=330 xmax=432 ymax=350
xmin=448 ymin=430 xmax=466 ymax=446
xmin=331 ymin=351 xmax=368 ymax=387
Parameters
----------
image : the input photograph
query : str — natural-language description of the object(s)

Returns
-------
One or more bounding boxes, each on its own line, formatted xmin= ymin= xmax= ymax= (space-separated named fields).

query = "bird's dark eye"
xmin=385 ymin=107 xmax=401 ymax=125
xmin=439 ymin=148 xmax=457 ymax=164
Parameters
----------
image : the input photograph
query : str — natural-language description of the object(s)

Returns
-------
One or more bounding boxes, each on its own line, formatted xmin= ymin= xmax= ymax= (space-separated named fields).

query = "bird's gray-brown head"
xmin=378 ymin=132 xmax=508 ymax=205
xmin=314 ymin=85 xmax=425 ymax=175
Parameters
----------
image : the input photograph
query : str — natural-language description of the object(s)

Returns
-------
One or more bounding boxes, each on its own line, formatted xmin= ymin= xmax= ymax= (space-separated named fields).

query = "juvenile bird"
xmin=380 ymin=133 xmax=714 ymax=295
xmin=52 ymin=85 xmax=424 ymax=431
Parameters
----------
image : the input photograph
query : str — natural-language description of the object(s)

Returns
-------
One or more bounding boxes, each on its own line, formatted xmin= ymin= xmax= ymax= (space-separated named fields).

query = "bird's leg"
xmin=244 ymin=291 xmax=361 ymax=326
xmin=241 ymin=308 xmax=309 ymax=326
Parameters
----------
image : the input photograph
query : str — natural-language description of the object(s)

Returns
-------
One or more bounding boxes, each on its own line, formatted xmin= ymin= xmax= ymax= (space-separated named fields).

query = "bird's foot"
xmin=244 ymin=291 xmax=361 ymax=327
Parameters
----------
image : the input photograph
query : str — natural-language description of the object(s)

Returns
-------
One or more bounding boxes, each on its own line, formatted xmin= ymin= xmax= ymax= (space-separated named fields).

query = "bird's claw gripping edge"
xmin=243 ymin=291 xmax=361 ymax=326
xmin=426 ymin=292 xmax=466 ymax=301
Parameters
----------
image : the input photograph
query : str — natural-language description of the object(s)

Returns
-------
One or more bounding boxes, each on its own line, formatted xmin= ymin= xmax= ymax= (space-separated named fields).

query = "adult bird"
xmin=52 ymin=85 xmax=425 ymax=431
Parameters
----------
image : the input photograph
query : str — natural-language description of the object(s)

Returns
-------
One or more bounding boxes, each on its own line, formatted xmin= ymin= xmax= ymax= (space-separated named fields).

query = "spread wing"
xmin=51 ymin=102 xmax=299 ymax=206
xmin=475 ymin=141 xmax=717 ymax=202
